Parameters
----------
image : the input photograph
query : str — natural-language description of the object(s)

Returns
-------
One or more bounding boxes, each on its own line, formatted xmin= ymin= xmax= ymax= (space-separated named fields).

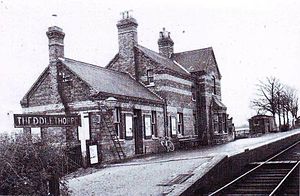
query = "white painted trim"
xmin=156 ymin=86 xmax=192 ymax=96
xmin=155 ymin=74 xmax=192 ymax=86
xmin=69 ymin=100 xmax=98 ymax=109
xmin=173 ymin=60 xmax=190 ymax=74
xmin=167 ymin=106 xmax=193 ymax=114
xmin=22 ymin=103 xmax=64 ymax=114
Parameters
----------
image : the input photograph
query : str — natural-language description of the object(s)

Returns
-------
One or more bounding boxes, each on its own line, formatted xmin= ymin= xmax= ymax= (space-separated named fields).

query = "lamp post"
xmin=105 ymin=97 xmax=117 ymax=109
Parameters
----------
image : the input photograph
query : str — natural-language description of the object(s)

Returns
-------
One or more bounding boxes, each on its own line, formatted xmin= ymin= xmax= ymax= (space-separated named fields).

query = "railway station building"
xmin=20 ymin=14 xmax=234 ymax=165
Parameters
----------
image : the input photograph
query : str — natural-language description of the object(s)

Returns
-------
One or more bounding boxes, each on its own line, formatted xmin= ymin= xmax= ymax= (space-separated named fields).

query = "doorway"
xmin=134 ymin=109 xmax=143 ymax=154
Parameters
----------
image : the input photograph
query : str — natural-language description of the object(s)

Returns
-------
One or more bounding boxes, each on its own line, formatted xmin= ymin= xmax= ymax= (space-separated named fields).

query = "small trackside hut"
xmin=20 ymin=13 xmax=234 ymax=167
xmin=249 ymin=115 xmax=276 ymax=135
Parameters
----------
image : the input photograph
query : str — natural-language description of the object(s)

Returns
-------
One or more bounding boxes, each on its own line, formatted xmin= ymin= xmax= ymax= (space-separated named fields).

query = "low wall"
xmin=181 ymin=131 xmax=300 ymax=195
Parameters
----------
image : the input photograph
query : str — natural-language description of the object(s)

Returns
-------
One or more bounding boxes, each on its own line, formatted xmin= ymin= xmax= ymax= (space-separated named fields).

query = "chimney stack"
xmin=158 ymin=28 xmax=174 ymax=58
xmin=116 ymin=11 xmax=138 ymax=60
xmin=46 ymin=26 xmax=65 ymax=63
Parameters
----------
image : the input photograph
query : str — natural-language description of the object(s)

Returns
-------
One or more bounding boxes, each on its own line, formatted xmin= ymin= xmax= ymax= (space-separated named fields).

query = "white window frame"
xmin=147 ymin=69 xmax=154 ymax=86
xmin=113 ymin=107 xmax=121 ymax=138
xmin=151 ymin=111 xmax=157 ymax=137
xmin=125 ymin=114 xmax=133 ymax=139
xmin=177 ymin=113 xmax=184 ymax=135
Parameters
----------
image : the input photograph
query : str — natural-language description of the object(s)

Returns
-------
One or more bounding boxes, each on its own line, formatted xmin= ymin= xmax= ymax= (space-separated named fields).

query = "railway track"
xmin=208 ymin=141 xmax=300 ymax=196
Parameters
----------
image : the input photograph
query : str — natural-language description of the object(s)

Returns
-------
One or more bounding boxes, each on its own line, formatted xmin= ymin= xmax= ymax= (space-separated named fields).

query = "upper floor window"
xmin=147 ymin=69 xmax=154 ymax=85
xmin=191 ymin=85 xmax=196 ymax=101
xmin=212 ymin=76 xmax=217 ymax=94
xmin=58 ymin=71 xmax=71 ymax=83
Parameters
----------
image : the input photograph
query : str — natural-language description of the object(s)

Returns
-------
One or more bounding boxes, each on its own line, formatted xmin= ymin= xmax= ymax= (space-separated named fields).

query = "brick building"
xmin=249 ymin=115 xmax=276 ymax=135
xmin=20 ymin=14 xmax=234 ymax=165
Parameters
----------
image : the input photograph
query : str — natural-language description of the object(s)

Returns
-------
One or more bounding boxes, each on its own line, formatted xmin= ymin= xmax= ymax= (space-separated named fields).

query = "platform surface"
xmin=67 ymin=129 xmax=300 ymax=196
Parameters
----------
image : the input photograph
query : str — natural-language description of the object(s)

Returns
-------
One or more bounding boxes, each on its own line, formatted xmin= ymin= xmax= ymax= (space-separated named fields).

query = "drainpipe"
xmin=163 ymin=99 xmax=168 ymax=137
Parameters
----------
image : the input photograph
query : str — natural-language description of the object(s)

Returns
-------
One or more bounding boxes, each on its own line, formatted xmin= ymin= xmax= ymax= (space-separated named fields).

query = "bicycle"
xmin=158 ymin=136 xmax=175 ymax=152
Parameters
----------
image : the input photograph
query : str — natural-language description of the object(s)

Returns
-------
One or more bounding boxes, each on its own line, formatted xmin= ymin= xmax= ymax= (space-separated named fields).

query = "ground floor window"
xmin=114 ymin=107 xmax=122 ymax=138
xmin=170 ymin=116 xmax=177 ymax=136
xmin=177 ymin=113 xmax=184 ymax=135
xmin=213 ymin=112 xmax=227 ymax=134
xmin=125 ymin=114 xmax=133 ymax=139
xmin=151 ymin=111 xmax=157 ymax=137
xmin=193 ymin=112 xmax=197 ymax=135
xmin=213 ymin=114 xmax=219 ymax=133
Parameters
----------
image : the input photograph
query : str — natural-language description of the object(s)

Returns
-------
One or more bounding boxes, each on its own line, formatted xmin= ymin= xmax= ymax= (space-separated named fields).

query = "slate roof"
xmin=135 ymin=45 xmax=190 ymax=75
xmin=63 ymin=58 xmax=162 ymax=102
xmin=172 ymin=47 xmax=219 ymax=74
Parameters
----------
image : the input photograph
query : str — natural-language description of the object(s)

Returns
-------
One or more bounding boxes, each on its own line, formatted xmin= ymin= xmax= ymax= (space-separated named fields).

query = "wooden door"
xmin=134 ymin=109 xmax=143 ymax=154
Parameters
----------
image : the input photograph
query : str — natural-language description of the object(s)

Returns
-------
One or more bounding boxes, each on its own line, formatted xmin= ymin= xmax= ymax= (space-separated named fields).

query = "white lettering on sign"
xmin=13 ymin=114 xmax=81 ymax=128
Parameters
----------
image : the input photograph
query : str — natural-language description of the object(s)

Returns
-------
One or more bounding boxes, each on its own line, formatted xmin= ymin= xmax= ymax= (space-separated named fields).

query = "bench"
xmin=178 ymin=137 xmax=201 ymax=149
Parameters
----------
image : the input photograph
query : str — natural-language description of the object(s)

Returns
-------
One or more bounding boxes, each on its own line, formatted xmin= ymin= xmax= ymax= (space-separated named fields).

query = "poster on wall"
xmin=89 ymin=145 xmax=99 ymax=164
xmin=144 ymin=115 xmax=151 ymax=138
xmin=125 ymin=114 xmax=133 ymax=137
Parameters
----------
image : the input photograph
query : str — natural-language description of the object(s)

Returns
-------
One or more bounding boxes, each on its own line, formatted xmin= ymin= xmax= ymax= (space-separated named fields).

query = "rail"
xmin=269 ymin=161 xmax=300 ymax=196
xmin=209 ymin=140 xmax=300 ymax=196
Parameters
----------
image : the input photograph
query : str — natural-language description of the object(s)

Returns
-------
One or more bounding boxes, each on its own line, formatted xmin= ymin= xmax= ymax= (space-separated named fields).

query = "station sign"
xmin=14 ymin=114 xmax=81 ymax=128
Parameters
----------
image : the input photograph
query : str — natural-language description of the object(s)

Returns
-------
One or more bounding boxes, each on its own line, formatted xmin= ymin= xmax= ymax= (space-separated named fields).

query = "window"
xmin=144 ymin=115 xmax=152 ymax=139
xmin=125 ymin=114 xmax=133 ymax=139
xmin=170 ymin=116 xmax=177 ymax=136
xmin=193 ymin=113 xmax=197 ymax=135
xmin=58 ymin=71 xmax=71 ymax=83
xmin=218 ymin=113 xmax=223 ymax=133
xmin=191 ymin=85 xmax=196 ymax=101
xmin=151 ymin=111 xmax=157 ymax=137
xmin=212 ymin=76 xmax=217 ymax=95
xmin=213 ymin=114 xmax=219 ymax=133
xmin=147 ymin=69 xmax=154 ymax=85
xmin=114 ymin=107 xmax=122 ymax=138
xmin=177 ymin=113 xmax=184 ymax=135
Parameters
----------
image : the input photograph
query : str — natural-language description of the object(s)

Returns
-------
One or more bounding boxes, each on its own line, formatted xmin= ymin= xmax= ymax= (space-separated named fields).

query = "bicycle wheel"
xmin=166 ymin=141 xmax=175 ymax=152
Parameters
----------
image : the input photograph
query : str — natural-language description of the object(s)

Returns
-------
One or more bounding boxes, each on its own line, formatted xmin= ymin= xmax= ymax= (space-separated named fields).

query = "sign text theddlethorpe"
xmin=14 ymin=114 xmax=81 ymax=128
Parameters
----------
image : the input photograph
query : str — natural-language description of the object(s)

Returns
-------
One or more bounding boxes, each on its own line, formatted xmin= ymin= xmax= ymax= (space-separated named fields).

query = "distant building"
xmin=249 ymin=115 xmax=276 ymax=135
xmin=20 ymin=14 xmax=234 ymax=165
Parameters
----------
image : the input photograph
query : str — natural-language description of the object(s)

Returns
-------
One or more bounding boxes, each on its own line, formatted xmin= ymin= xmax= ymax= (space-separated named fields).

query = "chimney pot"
xmin=158 ymin=28 xmax=174 ymax=58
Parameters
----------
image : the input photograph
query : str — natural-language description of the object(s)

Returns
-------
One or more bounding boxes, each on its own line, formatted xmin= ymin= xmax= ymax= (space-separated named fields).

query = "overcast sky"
xmin=1 ymin=0 xmax=300 ymax=131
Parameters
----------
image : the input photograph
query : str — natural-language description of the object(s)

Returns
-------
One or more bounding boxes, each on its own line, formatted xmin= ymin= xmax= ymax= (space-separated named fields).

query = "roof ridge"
xmin=64 ymin=57 xmax=128 ymax=76
xmin=173 ymin=47 xmax=213 ymax=55
xmin=136 ymin=45 xmax=190 ymax=76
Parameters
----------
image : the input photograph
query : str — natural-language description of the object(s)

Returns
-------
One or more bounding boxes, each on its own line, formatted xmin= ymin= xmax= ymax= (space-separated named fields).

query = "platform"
xmin=67 ymin=129 xmax=300 ymax=196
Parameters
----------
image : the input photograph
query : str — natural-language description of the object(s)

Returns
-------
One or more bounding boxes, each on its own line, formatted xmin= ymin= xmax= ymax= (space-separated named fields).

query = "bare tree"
xmin=251 ymin=77 xmax=299 ymax=130
xmin=251 ymin=77 xmax=282 ymax=126
xmin=281 ymin=85 xmax=299 ymax=128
